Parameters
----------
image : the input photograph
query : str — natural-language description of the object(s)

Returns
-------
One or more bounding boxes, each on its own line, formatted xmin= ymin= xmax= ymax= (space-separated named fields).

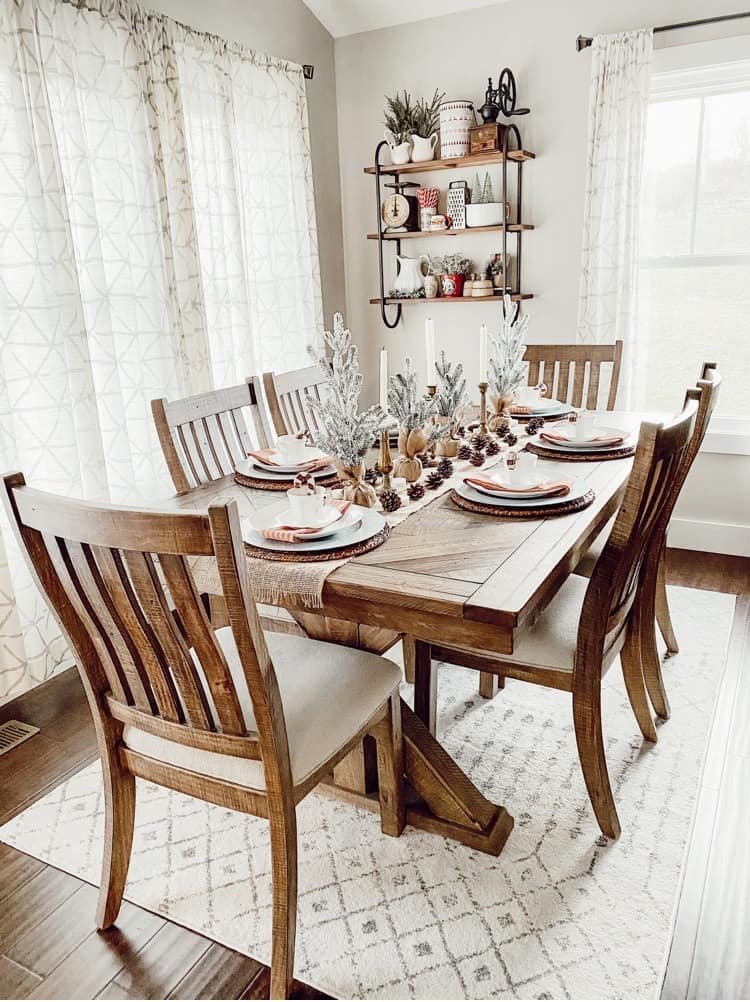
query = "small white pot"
xmin=410 ymin=133 xmax=438 ymax=162
xmin=465 ymin=202 xmax=505 ymax=227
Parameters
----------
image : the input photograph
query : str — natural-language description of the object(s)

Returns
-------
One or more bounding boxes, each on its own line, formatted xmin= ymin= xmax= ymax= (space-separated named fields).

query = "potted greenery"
xmin=410 ymin=89 xmax=444 ymax=162
xmin=436 ymin=252 xmax=471 ymax=297
xmin=388 ymin=357 xmax=437 ymax=482
xmin=434 ymin=351 xmax=468 ymax=457
xmin=487 ymin=294 xmax=529 ymax=430
xmin=466 ymin=172 xmax=508 ymax=228
xmin=384 ymin=91 xmax=414 ymax=164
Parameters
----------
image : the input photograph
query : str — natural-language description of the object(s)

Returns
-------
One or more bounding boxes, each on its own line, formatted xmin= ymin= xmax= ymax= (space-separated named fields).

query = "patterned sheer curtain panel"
xmin=577 ymin=29 xmax=653 ymax=406
xmin=0 ymin=0 xmax=323 ymax=702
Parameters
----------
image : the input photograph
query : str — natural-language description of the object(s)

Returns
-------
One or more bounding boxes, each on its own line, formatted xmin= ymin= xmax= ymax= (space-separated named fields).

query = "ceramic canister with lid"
xmin=439 ymin=100 xmax=476 ymax=159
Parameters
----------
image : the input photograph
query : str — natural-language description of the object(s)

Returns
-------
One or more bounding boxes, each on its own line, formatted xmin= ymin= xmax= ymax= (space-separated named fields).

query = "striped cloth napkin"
xmin=247 ymin=447 xmax=333 ymax=472
xmin=540 ymin=430 xmax=625 ymax=448
xmin=464 ymin=476 xmax=572 ymax=498
xmin=260 ymin=500 xmax=352 ymax=542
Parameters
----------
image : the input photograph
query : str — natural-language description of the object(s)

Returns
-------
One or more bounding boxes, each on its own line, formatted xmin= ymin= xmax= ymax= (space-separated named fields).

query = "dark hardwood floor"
xmin=0 ymin=547 xmax=748 ymax=1000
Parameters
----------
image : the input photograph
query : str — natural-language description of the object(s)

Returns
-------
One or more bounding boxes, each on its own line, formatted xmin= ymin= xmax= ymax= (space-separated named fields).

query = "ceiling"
xmin=302 ymin=0 xmax=507 ymax=38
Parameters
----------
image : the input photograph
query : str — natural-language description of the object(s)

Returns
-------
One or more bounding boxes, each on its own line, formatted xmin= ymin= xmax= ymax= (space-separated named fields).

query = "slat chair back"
xmin=524 ymin=341 xmax=623 ymax=410
xmin=1 ymin=476 xmax=288 ymax=785
xmin=152 ymin=379 xmax=272 ymax=495
xmin=580 ymin=396 xmax=698 ymax=664
xmin=667 ymin=362 xmax=720 ymax=512
xmin=263 ymin=365 xmax=328 ymax=438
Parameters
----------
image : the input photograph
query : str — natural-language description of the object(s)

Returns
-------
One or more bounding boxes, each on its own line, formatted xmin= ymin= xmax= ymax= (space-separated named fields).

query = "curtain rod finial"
xmin=576 ymin=35 xmax=593 ymax=52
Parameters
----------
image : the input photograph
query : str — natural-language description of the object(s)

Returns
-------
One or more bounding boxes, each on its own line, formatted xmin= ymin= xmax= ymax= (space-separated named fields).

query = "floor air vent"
xmin=0 ymin=719 xmax=40 ymax=755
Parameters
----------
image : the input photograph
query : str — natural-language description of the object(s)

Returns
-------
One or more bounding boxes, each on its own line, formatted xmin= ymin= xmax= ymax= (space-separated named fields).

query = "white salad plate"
xmin=242 ymin=503 xmax=383 ymax=553
xmin=466 ymin=477 xmax=571 ymax=500
xmin=455 ymin=478 xmax=588 ymax=509
xmin=234 ymin=458 xmax=336 ymax=482
xmin=512 ymin=399 xmax=572 ymax=419
xmin=251 ymin=447 xmax=331 ymax=475
xmin=248 ymin=506 xmax=361 ymax=541
xmin=532 ymin=426 xmax=633 ymax=453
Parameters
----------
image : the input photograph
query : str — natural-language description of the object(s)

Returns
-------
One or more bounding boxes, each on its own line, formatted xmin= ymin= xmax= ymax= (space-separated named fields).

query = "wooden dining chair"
xmin=262 ymin=365 xmax=328 ymax=439
xmin=524 ymin=341 xmax=623 ymax=410
xmin=152 ymin=379 xmax=273 ymax=496
xmin=412 ymin=396 xmax=698 ymax=839
xmin=574 ymin=363 xmax=721 ymax=719
xmin=2 ymin=475 xmax=405 ymax=1000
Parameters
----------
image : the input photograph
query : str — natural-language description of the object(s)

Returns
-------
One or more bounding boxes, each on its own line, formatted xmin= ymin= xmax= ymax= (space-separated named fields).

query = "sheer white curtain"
xmin=577 ymin=29 xmax=653 ymax=406
xmin=0 ymin=0 xmax=322 ymax=701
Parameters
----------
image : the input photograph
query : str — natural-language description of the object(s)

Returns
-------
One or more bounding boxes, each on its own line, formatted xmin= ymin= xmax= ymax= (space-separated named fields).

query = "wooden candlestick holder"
xmin=478 ymin=381 xmax=489 ymax=435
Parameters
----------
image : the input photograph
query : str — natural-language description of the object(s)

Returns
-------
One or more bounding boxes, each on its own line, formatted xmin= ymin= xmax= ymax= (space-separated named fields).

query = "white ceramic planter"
xmin=384 ymin=129 xmax=412 ymax=165
xmin=465 ymin=202 xmax=505 ymax=227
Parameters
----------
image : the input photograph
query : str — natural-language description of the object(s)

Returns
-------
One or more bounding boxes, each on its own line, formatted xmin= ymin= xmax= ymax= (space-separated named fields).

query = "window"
xmin=638 ymin=58 xmax=750 ymax=416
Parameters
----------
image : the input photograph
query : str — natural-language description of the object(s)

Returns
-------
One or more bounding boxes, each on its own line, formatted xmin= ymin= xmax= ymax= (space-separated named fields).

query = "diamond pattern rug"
xmin=0 ymin=586 xmax=734 ymax=999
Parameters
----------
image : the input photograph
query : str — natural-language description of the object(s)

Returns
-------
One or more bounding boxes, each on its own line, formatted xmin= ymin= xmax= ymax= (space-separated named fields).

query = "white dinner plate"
xmin=251 ymin=446 xmax=331 ymax=475
xmin=465 ymin=477 xmax=572 ymax=500
xmin=454 ymin=477 xmax=589 ymax=509
xmin=234 ymin=458 xmax=336 ymax=482
xmin=245 ymin=505 xmax=360 ymax=541
xmin=241 ymin=503 xmax=385 ymax=553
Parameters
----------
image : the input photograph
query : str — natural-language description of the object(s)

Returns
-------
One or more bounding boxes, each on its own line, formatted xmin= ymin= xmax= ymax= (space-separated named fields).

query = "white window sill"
xmin=702 ymin=417 xmax=750 ymax=456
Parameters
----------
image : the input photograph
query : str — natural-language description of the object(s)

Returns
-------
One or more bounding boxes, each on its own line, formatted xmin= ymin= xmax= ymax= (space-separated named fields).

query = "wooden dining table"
xmin=160 ymin=416 xmax=639 ymax=858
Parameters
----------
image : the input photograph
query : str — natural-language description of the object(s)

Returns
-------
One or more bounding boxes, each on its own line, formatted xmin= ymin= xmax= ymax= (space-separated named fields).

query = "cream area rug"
xmin=0 ymin=586 xmax=734 ymax=1000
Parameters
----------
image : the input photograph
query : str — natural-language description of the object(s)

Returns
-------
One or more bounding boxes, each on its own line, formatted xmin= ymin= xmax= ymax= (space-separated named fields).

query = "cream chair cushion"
xmin=574 ymin=516 xmax=615 ymax=577
xmin=123 ymin=630 xmax=401 ymax=791
xmin=442 ymin=575 xmax=590 ymax=673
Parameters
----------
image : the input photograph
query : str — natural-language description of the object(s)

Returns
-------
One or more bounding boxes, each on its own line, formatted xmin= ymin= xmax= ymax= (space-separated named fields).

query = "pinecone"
xmin=436 ymin=457 xmax=454 ymax=479
xmin=526 ymin=416 xmax=545 ymax=436
xmin=379 ymin=489 xmax=402 ymax=513
xmin=469 ymin=449 xmax=485 ymax=467
xmin=486 ymin=439 xmax=501 ymax=457
xmin=407 ymin=482 xmax=425 ymax=501
xmin=364 ymin=466 xmax=380 ymax=485
xmin=455 ymin=425 xmax=466 ymax=439
xmin=457 ymin=442 xmax=472 ymax=460
xmin=470 ymin=432 xmax=489 ymax=451
xmin=425 ymin=469 xmax=444 ymax=490
xmin=505 ymin=432 xmax=518 ymax=447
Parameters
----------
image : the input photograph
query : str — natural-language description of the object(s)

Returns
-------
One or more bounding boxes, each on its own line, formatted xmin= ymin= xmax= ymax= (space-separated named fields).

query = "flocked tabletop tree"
xmin=309 ymin=313 xmax=385 ymax=507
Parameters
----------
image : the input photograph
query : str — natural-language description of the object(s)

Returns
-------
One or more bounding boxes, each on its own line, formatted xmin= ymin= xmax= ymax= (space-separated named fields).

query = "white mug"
xmin=574 ymin=411 xmax=595 ymax=441
xmin=287 ymin=485 xmax=328 ymax=524
xmin=516 ymin=451 xmax=538 ymax=482
xmin=276 ymin=435 xmax=306 ymax=464
xmin=517 ymin=385 xmax=541 ymax=407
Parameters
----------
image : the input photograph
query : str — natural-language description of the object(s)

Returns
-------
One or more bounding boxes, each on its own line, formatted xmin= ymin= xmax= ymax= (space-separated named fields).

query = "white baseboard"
xmin=668 ymin=517 xmax=750 ymax=558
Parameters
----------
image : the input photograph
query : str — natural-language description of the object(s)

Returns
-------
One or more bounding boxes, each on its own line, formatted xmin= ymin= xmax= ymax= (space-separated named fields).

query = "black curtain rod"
xmin=576 ymin=10 xmax=750 ymax=51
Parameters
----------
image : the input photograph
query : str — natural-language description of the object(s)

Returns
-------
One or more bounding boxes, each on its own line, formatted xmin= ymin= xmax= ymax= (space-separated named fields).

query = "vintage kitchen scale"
xmin=380 ymin=180 xmax=420 ymax=232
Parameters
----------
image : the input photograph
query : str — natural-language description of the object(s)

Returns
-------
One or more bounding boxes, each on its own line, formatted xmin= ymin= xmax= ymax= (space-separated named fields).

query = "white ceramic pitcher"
xmin=393 ymin=254 xmax=430 ymax=295
xmin=410 ymin=132 xmax=438 ymax=162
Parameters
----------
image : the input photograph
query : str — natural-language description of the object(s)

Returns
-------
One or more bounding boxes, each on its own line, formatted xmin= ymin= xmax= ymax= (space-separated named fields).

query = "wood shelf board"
xmin=364 ymin=150 xmax=535 ymax=175
xmin=370 ymin=294 xmax=533 ymax=305
xmin=367 ymin=224 xmax=534 ymax=240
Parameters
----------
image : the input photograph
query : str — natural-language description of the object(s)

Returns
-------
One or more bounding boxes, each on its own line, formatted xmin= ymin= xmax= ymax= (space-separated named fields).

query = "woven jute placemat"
xmin=525 ymin=441 xmax=636 ymax=462
xmin=450 ymin=488 xmax=595 ymax=518
xmin=244 ymin=522 xmax=391 ymax=562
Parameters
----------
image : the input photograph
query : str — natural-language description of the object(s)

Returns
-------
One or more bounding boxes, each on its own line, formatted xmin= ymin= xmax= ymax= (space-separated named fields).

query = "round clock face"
xmin=381 ymin=193 xmax=409 ymax=229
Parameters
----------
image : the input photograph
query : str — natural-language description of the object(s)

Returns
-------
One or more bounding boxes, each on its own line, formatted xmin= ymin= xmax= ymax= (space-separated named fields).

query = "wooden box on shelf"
xmin=469 ymin=123 xmax=507 ymax=154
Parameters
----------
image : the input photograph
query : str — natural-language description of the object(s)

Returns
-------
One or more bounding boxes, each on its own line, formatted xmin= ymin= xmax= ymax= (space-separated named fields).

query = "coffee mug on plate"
xmin=287 ymin=485 xmax=328 ymax=523
xmin=516 ymin=450 xmax=538 ymax=481
xmin=517 ymin=385 xmax=541 ymax=407
xmin=276 ymin=434 xmax=306 ymax=464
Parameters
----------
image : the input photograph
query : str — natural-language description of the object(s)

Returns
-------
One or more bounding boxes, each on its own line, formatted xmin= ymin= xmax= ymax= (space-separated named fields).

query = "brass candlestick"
xmin=478 ymin=381 xmax=489 ymax=435
xmin=426 ymin=384 xmax=438 ymax=460
xmin=378 ymin=428 xmax=393 ymax=492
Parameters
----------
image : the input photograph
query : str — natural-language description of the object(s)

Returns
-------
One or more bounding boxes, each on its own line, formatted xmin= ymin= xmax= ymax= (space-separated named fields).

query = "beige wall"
xmin=334 ymin=0 xmax=750 ymax=553
xmin=150 ymin=0 xmax=346 ymax=321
